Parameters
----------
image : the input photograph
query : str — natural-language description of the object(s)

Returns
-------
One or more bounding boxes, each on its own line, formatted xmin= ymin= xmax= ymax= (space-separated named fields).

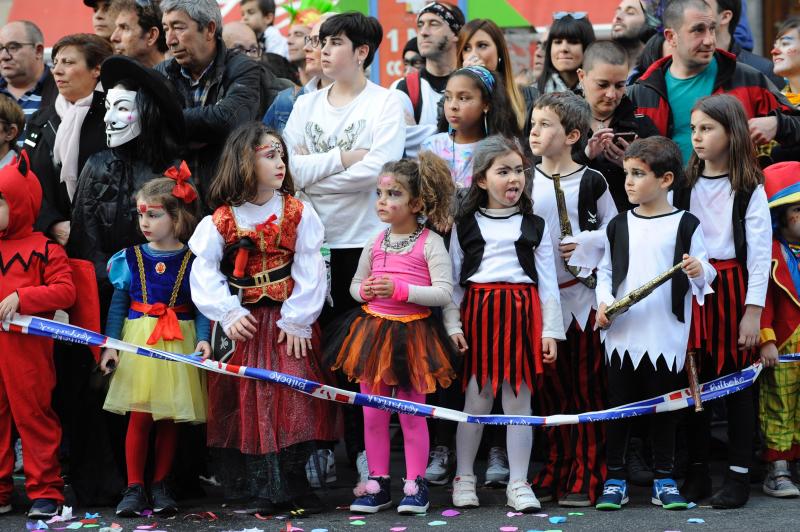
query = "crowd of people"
xmin=0 ymin=0 xmax=798 ymax=523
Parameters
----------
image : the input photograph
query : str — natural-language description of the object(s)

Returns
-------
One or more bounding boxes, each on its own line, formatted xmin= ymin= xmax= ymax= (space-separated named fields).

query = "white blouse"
xmin=596 ymin=209 xmax=716 ymax=371
xmin=188 ymin=193 xmax=327 ymax=339
xmin=443 ymin=207 xmax=566 ymax=341
xmin=532 ymin=166 xmax=618 ymax=332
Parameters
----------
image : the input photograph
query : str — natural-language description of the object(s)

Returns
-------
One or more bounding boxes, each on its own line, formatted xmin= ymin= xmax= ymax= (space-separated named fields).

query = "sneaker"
xmin=0 ymin=500 xmax=10 ymax=515
xmin=681 ymin=463 xmax=712 ymax=502
xmin=13 ymin=439 xmax=22 ymax=474
xmin=763 ymin=461 xmax=800 ymax=498
xmin=425 ymin=445 xmax=454 ymax=485
xmin=151 ymin=481 xmax=178 ymax=516
xmin=398 ymin=476 xmax=429 ymax=514
xmin=710 ymin=470 xmax=750 ymax=509
xmin=306 ymin=449 xmax=337 ymax=488
xmin=652 ymin=478 xmax=688 ymax=510
xmin=27 ymin=498 xmax=59 ymax=519
xmin=356 ymin=451 xmax=369 ymax=487
xmin=350 ymin=476 xmax=392 ymax=513
xmin=558 ymin=492 xmax=591 ymax=507
xmin=626 ymin=437 xmax=653 ymax=487
xmin=595 ymin=479 xmax=628 ymax=510
xmin=116 ymin=484 xmax=149 ymax=517
xmin=485 ymin=446 xmax=510 ymax=487
xmin=452 ymin=474 xmax=479 ymax=508
xmin=506 ymin=479 xmax=540 ymax=512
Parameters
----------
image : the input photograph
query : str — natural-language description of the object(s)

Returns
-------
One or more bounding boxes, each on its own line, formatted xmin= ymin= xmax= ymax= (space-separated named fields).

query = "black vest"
xmin=456 ymin=211 xmax=546 ymax=286
xmin=577 ymin=168 xmax=609 ymax=232
xmin=607 ymin=211 xmax=700 ymax=322
xmin=672 ymin=183 xmax=754 ymax=271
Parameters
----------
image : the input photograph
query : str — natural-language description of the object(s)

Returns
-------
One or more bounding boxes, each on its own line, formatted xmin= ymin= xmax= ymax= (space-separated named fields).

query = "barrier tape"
xmin=2 ymin=314 xmax=799 ymax=427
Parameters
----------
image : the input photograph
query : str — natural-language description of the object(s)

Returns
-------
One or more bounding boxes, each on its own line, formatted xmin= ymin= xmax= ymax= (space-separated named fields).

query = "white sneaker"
xmin=506 ymin=479 xmax=541 ymax=513
xmin=452 ymin=474 xmax=480 ymax=508
xmin=13 ymin=439 xmax=22 ymax=474
xmin=305 ymin=449 xmax=337 ymax=488
xmin=356 ymin=451 xmax=369 ymax=486
xmin=425 ymin=446 xmax=454 ymax=485
xmin=485 ymin=446 xmax=510 ymax=486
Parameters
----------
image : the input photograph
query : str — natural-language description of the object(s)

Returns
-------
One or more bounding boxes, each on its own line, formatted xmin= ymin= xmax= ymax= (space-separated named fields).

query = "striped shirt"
xmin=0 ymin=70 xmax=49 ymax=148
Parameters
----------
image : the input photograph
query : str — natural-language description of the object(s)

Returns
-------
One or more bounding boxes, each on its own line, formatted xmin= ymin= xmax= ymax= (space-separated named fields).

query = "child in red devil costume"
xmin=0 ymin=151 xmax=76 ymax=518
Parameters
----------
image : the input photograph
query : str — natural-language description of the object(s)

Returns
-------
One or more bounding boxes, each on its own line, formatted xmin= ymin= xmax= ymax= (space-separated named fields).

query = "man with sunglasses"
xmin=0 ymin=21 xmax=56 ymax=128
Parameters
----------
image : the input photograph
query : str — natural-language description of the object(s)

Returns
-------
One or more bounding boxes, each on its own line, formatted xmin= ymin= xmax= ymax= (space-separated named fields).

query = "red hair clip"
xmin=164 ymin=161 xmax=197 ymax=204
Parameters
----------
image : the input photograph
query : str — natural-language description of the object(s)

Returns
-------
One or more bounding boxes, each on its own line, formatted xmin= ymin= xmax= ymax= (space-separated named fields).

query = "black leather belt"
xmin=226 ymin=262 xmax=292 ymax=289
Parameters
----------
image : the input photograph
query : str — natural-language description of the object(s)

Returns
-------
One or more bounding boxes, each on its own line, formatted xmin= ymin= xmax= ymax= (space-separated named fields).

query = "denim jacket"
xmin=263 ymin=85 xmax=305 ymax=133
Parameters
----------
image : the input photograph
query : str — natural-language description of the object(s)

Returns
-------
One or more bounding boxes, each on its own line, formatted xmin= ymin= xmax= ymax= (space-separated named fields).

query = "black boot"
xmin=709 ymin=470 xmax=750 ymax=509
xmin=681 ymin=463 xmax=712 ymax=502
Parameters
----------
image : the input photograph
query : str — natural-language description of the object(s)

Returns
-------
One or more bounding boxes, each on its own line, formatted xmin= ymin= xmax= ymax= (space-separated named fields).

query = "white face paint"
xmin=104 ymin=87 xmax=141 ymax=148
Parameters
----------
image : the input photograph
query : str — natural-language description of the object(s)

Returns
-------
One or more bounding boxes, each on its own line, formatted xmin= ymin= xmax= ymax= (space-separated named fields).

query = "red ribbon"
xmin=130 ymin=301 xmax=190 ymax=345
xmin=255 ymin=213 xmax=278 ymax=234
xmin=164 ymin=161 xmax=197 ymax=204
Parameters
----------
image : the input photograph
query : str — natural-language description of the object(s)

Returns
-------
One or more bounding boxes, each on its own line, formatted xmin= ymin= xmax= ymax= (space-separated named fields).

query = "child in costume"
xmin=678 ymin=95 xmax=772 ymax=509
xmin=189 ymin=123 xmax=338 ymax=515
xmin=529 ymin=92 xmax=618 ymax=506
xmin=327 ymin=152 xmax=457 ymax=515
xmin=594 ymin=136 xmax=715 ymax=511
xmin=0 ymin=152 xmax=76 ymax=519
xmin=758 ymin=161 xmax=800 ymax=499
xmin=100 ymin=173 xmax=209 ymax=518
xmin=445 ymin=135 xmax=565 ymax=512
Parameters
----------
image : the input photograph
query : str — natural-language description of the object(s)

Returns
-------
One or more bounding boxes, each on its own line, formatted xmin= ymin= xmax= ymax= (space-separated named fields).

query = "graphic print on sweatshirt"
xmin=305 ymin=120 xmax=367 ymax=153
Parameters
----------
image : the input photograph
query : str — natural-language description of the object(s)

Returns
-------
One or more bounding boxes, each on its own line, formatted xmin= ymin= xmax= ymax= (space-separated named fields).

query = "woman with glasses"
xmin=536 ymin=12 xmax=596 ymax=95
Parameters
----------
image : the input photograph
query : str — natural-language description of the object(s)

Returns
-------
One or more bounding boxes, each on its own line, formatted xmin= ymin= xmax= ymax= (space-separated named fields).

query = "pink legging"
xmin=361 ymin=381 xmax=429 ymax=479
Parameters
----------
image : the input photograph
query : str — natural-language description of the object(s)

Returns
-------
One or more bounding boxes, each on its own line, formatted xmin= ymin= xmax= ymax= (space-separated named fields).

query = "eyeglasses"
xmin=230 ymin=45 xmax=261 ymax=58
xmin=552 ymin=11 xmax=588 ymax=21
xmin=304 ymin=35 xmax=321 ymax=48
xmin=0 ymin=42 xmax=35 ymax=56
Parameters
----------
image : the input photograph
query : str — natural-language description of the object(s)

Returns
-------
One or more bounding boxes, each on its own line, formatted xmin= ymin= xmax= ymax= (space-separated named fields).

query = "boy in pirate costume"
xmin=758 ymin=161 xmax=800 ymax=498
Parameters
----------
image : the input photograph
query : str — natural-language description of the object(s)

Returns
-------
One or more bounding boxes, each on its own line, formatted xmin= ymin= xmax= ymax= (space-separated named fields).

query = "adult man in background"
xmin=84 ymin=0 xmax=116 ymax=41
xmin=0 ymin=20 xmax=55 ymax=122
xmin=611 ymin=0 xmax=656 ymax=68
xmin=110 ymin=0 xmax=167 ymax=68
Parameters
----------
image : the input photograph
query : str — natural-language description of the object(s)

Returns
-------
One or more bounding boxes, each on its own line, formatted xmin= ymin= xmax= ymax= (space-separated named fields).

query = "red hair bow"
xmin=164 ymin=161 xmax=197 ymax=204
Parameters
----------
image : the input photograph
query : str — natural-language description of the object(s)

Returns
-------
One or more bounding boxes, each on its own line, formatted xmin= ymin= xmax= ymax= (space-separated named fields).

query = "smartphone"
xmin=613 ymin=132 xmax=637 ymax=145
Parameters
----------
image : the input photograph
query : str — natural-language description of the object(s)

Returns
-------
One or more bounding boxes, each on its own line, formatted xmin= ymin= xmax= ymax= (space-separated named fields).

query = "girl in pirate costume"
xmin=189 ymin=123 xmax=338 ymax=515
xmin=327 ymin=152 xmax=457 ymax=515
xmin=444 ymin=135 xmax=565 ymax=512
xmin=100 ymin=174 xmax=208 ymax=518
xmin=677 ymin=95 xmax=772 ymax=509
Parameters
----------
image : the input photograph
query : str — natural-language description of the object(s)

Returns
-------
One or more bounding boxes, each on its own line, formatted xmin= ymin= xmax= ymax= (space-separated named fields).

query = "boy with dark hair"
xmin=530 ymin=91 xmax=618 ymax=507
xmin=240 ymin=0 xmax=288 ymax=58
xmin=594 ymin=136 xmax=715 ymax=511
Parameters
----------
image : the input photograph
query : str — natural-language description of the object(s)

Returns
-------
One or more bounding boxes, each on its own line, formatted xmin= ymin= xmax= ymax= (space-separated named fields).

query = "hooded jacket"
xmin=0 ymin=151 xmax=75 ymax=316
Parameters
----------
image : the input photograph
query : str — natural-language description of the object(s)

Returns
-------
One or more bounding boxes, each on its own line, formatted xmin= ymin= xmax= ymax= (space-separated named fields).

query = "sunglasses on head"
xmin=553 ymin=11 xmax=588 ymax=21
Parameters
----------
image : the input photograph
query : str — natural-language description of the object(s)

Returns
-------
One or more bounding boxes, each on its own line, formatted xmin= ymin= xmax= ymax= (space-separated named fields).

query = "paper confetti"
xmin=84 ymin=514 xmax=100 ymax=520
xmin=567 ymin=512 xmax=584 ymax=516
xmin=548 ymin=517 xmax=567 ymax=524
xmin=66 ymin=524 xmax=83 ymax=530
xmin=390 ymin=528 xmax=408 ymax=532
xmin=687 ymin=518 xmax=705 ymax=524
xmin=442 ymin=509 xmax=461 ymax=517
xmin=428 ymin=521 xmax=447 ymax=526
xmin=311 ymin=529 xmax=329 ymax=532
xmin=688 ymin=502 xmax=697 ymax=509
xmin=500 ymin=527 xmax=519 ymax=531
xmin=349 ymin=516 xmax=366 ymax=520
xmin=350 ymin=520 xmax=366 ymax=526
xmin=507 ymin=512 xmax=524 ymax=517
xmin=533 ymin=513 xmax=548 ymax=517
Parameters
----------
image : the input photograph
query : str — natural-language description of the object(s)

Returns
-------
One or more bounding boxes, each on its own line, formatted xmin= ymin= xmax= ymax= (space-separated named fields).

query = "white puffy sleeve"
xmin=534 ymin=219 xmax=566 ymax=340
xmin=596 ymin=232 xmax=615 ymax=309
xmin=744 ymin=185 xmax=771 ymax=307
xmin=276 ymin=203 xmax=327 ymax=338
xmin=688 ymin=219 xmax=717 ymax=301
xmin=442 ymin=223 xmax=466 ymax=336
xmin=188 ymin=216 xmax=250 ymax=333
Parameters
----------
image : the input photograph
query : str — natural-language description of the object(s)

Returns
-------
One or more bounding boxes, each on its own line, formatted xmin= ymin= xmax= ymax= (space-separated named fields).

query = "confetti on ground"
xmin=349 ymin=516 xmax=366 ymax=520
xmin=548 ymin=516 xmax=567 ymax=524
xmin=84 ymin=514 xmax=100 ymax=520
xmin=500 ymin=527 xmax=519 ymax=531
xmin=310 ymin=529 xmax=329 ymax=532
xmin=442 ymin=509 xmax=460 ymax=517
xmin=507 ymin=512 xmax=523 ymax=517
xmin=350 ymin=520 xmax=366 ymax=526
xmin=390 ymin=528 xmax=408 ymax=531
xmin=687 ymin=502 xmax=697 ymax=509
xmin=66 ymin=524 xmax=83 ymax=530
xmin=687 ymin=518 xmax=705 ymax=524
xmin=567 ymin=512 xmax=584 ymax=516
xmin=532 ymin=513 xmax=548 ymax=518
xmin=428 ymin=521 xmax=447 ymax=526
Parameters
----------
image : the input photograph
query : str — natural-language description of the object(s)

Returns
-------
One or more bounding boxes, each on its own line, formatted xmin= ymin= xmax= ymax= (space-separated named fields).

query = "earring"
xmin=483 ymin=111 xmax=488 ymax=134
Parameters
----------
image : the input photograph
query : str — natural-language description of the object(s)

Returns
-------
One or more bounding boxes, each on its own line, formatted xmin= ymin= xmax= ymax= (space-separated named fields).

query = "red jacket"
xmin=760 ymin=239 xmax=800 ymax=348
xmin=629 ymin=50 xmax=800 ymax=146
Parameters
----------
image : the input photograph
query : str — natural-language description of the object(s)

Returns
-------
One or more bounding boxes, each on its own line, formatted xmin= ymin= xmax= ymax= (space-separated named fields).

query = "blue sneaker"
xmin=397 ymin=476 xmax=429 ymax=515
xmin=27 ymin=498 xmax=59 ymax=519
xmin=595 ymin=479 xmax=629 ymax=510
xmin=350 ymin=476 xmax=392 ymax=513
xmin=652 ymin=478 xmax=689 ymax=509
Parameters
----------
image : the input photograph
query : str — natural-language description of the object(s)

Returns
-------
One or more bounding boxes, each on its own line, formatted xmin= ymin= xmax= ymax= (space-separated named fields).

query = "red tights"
xmin=125 ymin=412 xmax=178 ymax=486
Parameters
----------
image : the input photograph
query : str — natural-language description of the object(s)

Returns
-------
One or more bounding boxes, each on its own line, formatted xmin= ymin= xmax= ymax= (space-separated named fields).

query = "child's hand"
xmin=596 ymin=303 xmax=611 ymax=329
xmin=0 ymin=291 xmax=19 ymax=322
xmin=738 ymin=305 xmax=762 ymax=350
xmin=196 ymin=341 xmax=212 ymax=360
xmin=100 ymin=348 xmax=119 ymax=375
xmin=370 ymin=275 xmax=395 ymax=298
xmin=681 ymin=253 xmax=702 ymax=279
xmin=759 ymin=341 xmax=779 ymax=368
xmin=360 ymin=279 xmax=376 ymax=300
xmin=451 ymin=333 xmax=468 ymax=353
xmin=278 ymin=329 xmax=313 ymax=359
xmin=227 ymin=313 xmax=257 ymax=342
xmin=542 ymin=337 xmax=558 ymax=364
xmin=559 ymin=241 xmax=577 ymax=261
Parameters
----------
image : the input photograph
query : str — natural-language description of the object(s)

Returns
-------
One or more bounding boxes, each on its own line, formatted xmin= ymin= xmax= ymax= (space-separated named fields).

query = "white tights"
xmin=455 ymin=376 xmax=532 ymax=482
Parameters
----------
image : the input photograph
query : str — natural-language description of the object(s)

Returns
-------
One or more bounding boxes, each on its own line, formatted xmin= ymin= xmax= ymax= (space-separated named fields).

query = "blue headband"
xmin=458 ymin=65 xmax=496 ymax=94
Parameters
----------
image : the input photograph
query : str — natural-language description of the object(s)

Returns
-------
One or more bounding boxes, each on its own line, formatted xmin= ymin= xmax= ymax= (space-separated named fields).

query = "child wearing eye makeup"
xmin=327 ymin=151 xmax=458 ymax=515
xmin=189 ymin=122 xmax=338 ymax=516
xmin=100 ymin=171 xmax=209 ymax=518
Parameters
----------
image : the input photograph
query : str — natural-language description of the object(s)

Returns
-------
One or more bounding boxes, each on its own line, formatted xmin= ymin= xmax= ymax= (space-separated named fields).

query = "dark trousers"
xmin=605 ymin=352 xmax=681 ymax=479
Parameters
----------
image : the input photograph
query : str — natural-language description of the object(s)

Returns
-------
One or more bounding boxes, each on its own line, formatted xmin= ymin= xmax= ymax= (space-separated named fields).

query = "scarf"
xmin=782 ymin=86 xmax=800 ymax=107
xmin=53 ymin=91 xmax=95 ymax=200
xmin=543 ymin=72 xmax=570 ymax=94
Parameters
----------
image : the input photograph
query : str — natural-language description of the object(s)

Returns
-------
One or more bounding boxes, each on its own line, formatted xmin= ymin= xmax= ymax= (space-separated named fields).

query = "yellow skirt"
xmin=103 ymin=316 xmax=208 ymax=423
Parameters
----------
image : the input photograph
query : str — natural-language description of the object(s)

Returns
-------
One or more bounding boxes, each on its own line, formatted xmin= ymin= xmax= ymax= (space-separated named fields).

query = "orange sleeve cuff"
xmin=760 ymin=328 xmax=777 ymax=346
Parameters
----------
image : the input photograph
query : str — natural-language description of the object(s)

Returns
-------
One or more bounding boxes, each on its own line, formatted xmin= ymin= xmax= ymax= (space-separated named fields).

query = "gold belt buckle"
xmin=252 ymin=270 xmax=271 ymax=285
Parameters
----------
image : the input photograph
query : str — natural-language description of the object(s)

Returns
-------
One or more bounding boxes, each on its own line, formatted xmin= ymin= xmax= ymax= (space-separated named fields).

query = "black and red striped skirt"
xmin=461 ymin=282 xmax=543 ymax=395
xmin=692 ymin=259 xmax=757 ymax=375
